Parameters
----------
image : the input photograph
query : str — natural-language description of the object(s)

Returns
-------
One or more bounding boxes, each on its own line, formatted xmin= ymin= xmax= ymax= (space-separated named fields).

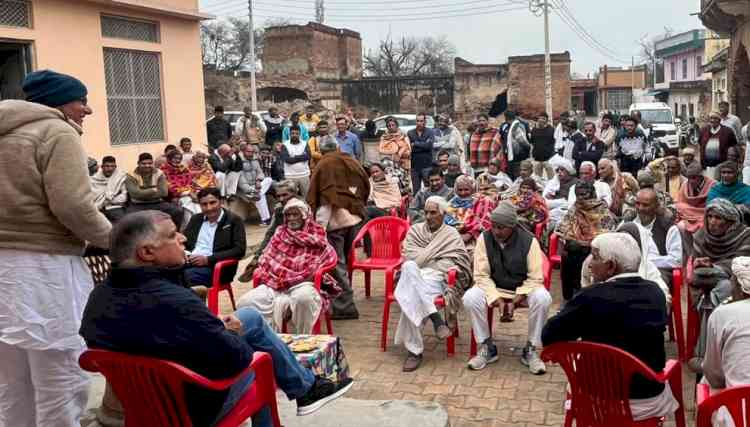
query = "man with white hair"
xmin=567 ymin=161 xmax=612 ymax=207
xmin=702 ymin=256 xmax=750 ymax=390
xmin=543 ymin=232 xmax=678 ymax=421
xmin=395 ymin=196 xmax=472 ymax=372
xmin=237 ymin=199 xmax=333 ymax=334
xmin=463 ymin=202 xmax=551 ymax=374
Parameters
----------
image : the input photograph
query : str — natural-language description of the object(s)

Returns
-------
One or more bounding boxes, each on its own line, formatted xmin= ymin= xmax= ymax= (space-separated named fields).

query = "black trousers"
xmin=561 ymin=244 xmax=591 ymax=301
xmin=619 ymin=157 xmax=643 ymax=177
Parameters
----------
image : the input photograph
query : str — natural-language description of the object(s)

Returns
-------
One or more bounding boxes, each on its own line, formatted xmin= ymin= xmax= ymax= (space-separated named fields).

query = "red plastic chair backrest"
xmin=362 ymin=216 xmax=410 ymax=260
xmin=541 ymin=341 xmax=665 ymax=426
xmin=79 ymin=349 xmax=245 ymax=427
xmin=697 ymin=385 xmax=750 ymax=427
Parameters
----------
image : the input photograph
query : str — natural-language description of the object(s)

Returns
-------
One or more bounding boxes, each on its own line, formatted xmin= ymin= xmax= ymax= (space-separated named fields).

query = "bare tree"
xmin=364 ymin=34 xmax=457 ymax=77
xmin=638 ymin=26 xmax=674 ymax=83
xmin=201 ymin=18 xmax=291 ymax=72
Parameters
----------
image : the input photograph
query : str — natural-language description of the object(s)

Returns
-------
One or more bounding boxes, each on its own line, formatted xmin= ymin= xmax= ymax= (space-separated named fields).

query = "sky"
xmin=199 ymin=0 xmax=704 ymax=75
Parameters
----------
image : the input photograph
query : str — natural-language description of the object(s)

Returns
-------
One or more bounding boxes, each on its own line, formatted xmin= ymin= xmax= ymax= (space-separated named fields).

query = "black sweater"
xmin=183 ymin=208 xmax=246 ymax=284
xmin=542 ymin=275 xmax=668 ymax=399
xmin=80 ymin=267 xmax=252 ymax=426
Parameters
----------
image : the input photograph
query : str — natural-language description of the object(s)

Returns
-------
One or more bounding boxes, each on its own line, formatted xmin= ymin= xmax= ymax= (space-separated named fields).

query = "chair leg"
xmin=326 ymin=313 xmax=334 ymax=335
xmin=226 ymin=286 xmax=237 ymax=311
xmin=381 ymin=299 xmax=391 ymax=352
xmin=673 ymin=297 xmax=685 ymax=363
xmin=364 ymin=270 xmax=371 ymax=299
xmin=686 ymin=292 xmax=699 ymax=360
xmin=446 ymin=334 xmax=455 ymax=357
xmin=470 ymin=331 xmax=477 ymax=357
xmin=669 ymin=364 xmax=686 ymax=427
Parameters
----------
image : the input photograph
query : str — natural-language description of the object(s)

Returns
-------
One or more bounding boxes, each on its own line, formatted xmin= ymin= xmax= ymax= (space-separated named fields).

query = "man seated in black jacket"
xmin=80 ymin=210 xmax=352 ymax=427
xmin=183 ymin=188 xmax=246 ymax=290
xmin=542 ymin=232 xmax=678 ymax=421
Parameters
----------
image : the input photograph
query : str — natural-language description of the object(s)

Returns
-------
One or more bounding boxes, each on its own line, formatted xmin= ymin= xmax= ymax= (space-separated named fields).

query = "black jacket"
xmin=542 ymin=275 xmax=668 ymax=399
xmin=80 ymin=267 xmax=252 ymax=427
xmin=209 ymin=153 xmax=242 ymax=174
xmin=572 ymin=136 xmax=605 ymax=170
xmin=530 ymin=126 xmax=556 ymax=161
xmin=184 ymin=208 xmax=246 ymax=284
xmin=206 ymin=117 xmax=232 ymax=151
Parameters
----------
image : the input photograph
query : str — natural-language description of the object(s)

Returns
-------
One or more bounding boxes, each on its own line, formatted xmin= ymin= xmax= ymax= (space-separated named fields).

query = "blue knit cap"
xmin=22 ymin=70 xmax=88 ymax=107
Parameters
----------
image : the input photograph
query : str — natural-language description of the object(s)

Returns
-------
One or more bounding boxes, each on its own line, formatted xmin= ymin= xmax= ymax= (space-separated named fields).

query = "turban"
xmin=684 ymin=161 xmax=703 ymax=178
xmin=283 ymin=198 xmax=311 ymax=219
xmin=490 ymin=201 xmax=518 ymax=227
xmin=732 ymin=256 xmax=750 ymax=294
xmin=22 ymin=70 xmax=88 ymax=107
xmin=425 ymin=196 xmax=449 ymax=214
xmin=556 ymin=159 xmax=575 ymax=175
xmin=454 ymin=174 xmax=476 ymax=190
xmin=706 ymin=198 xmax=741 ymax=224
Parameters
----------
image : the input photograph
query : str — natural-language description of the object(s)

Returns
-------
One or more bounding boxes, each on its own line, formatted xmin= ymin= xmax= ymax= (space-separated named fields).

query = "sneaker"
xmin=520 ymin=344 xmax=546 ymax=375
xmin=296 ymin=376 xmax=353 ymax=416
xmin=468 ymin=343 xmax=499 ymax=370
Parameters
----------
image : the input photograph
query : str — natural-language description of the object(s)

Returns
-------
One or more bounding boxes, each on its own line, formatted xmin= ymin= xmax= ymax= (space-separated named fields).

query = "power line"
xmin=208 ymin=1 xmax=526 ymax=21
xmin=553 ymin=0 xmax=628 ymax=59
xmin=549 ymin=0 xmax=629 ymax=64
xmin=205 ymin=0 xmax=521 ymax=15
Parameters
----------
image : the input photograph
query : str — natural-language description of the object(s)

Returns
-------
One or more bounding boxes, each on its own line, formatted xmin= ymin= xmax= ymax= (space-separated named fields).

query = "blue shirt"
xmin=335 ymin=131 xmax=362 ymax=159
xmin=282 ymin=123 xmax=310 ymax=142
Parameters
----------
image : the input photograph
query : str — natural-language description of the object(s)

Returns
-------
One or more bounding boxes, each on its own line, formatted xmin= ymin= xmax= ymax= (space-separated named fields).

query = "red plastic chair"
xmin=684 ymin=257 xmax=701 ymax=360
xmin=548 ymin=232 xmax=561 ymax=268
xmin=534 ymin=220 xmax=547 ymax=241
xmin=207 ymin=259 xmax=239 ymax=316
xmin=389 ymin=195 xmax=411 ymax=219
xmin=252 ymin=254 xmax=338 ymax=335
xmin=79 ymin=349 xmax=281 ymax=427
xmin=432 ymin=268 xmax=459 ymax=357
xmin=347 ymin=216 xmax=410 ymax=299
xmin=469 ymin=253 xmax=553 ymax=356
xmin=668 ymin=267 xmax=686 ymax=362
xmin=541 ymin=341 xmax=686 ymax=427
xmin=696 ymin=384 xmax=750 ymax=427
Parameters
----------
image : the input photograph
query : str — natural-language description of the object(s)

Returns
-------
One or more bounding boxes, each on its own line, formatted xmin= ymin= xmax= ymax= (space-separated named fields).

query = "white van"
xmin=629 ymin=102 xmax=679 ymax=154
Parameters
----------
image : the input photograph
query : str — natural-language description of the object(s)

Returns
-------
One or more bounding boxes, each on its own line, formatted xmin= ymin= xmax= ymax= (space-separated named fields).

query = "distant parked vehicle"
xmin=372 ymin=114 xmax=436 ymax=137
xmin=629 ymin=102 xmax=679 ymax=156
xmin=206 ymin=111 xmax=268 ymax=133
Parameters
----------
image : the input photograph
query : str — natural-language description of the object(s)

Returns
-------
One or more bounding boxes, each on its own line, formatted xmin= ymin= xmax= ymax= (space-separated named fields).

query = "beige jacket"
xmin=0 ymin=100 xmax=111 ymax=255
xmin=473 ymin=232 xmax=545 ymax=304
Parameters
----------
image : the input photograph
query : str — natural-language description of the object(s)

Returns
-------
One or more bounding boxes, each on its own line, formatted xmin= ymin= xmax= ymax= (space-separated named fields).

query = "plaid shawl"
xmin=160 ymin=162 xmax=193 ymax=199
xmin=255 ymin=218 xmax=337 ymax=293
xmin=558 ymin=198 xmax=617 ymax=244
xmin=188 ymin=159 xmax=217 ymax=192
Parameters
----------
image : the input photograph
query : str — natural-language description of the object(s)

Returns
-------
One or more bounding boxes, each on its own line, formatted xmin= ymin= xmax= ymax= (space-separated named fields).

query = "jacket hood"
xmin=0 ymin=99 xmax=81 ymax=136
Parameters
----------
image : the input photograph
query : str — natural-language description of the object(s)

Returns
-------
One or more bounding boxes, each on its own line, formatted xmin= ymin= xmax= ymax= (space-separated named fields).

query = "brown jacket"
xmin=307 ymin=151 xmax=370 ymax=219
xmin=0 ymin=100 xmax=111 ymax=255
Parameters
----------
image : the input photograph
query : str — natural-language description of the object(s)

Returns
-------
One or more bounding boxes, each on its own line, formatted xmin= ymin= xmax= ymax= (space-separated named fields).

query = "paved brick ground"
xmin=219 ymin=225 xmax=698 ymax=426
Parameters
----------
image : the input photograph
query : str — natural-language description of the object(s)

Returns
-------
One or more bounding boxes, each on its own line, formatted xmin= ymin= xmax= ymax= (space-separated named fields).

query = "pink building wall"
xmin=664 ymin=49 xmax=705 ymax=83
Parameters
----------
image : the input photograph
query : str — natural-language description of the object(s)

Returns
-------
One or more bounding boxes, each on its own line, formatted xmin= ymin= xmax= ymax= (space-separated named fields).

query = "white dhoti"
xmin=630 ymin=385 xmax=679 ymax=421
xmin=224 ymin=171 xmax=241 ymax=197
xmin=255 ymin=177 xmax=273 ymax=222
xmin=394 ymin=261 xmax=445 ymax=355
xmin=237 ymin=282 xmax=322 ymax=334
xmin=0 ymin=249 xmax=92 ymax=427
xmin=462 ymin=286 xmax=551 ymax=347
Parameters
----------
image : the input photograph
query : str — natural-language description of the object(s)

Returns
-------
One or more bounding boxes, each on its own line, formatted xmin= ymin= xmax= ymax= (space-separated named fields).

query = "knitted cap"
xmin=490 ymin=201 xmax=518 ymax=227
xmin=22 ymin=70 xmax=87 ymax=107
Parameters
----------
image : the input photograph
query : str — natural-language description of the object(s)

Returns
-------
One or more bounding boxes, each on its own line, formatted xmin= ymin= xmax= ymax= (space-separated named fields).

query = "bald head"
xmin=218 ymin=144 xmax=232 ymax=157
xmin=635 ymin=188 xmax=659 ymax=224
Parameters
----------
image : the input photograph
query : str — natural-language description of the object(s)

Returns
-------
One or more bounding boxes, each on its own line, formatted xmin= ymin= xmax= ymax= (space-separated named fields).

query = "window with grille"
xmin=696 ymin=56 xmax=702 ymax=77
xmin=682 ymin=59 xmax=688 ymax=79
xmin=104 ymin=48 xmax=164 ymax=146
xmin=101 ymin=15 xmax=159 ymax=43
xmin=606 ymin=89 xmax=631 ymax=112
xmin=0 ymin=0 xmax=31 ymax=27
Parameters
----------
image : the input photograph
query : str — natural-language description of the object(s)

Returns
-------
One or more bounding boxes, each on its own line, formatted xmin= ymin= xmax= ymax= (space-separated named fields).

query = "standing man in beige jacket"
xmin=0 ymin=70 xmax=112 ymax=427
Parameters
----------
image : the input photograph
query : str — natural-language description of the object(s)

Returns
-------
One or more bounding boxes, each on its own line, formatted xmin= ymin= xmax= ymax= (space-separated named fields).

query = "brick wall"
xmin=507 ymin=52 xmax=571 ymax=119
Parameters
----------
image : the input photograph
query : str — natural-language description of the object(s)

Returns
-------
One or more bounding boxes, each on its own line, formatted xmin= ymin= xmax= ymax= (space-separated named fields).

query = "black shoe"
xmin=296 ymin=376 xmax=353 ymax=416
xmin=330 ymin=310 xmax=359 ymax=320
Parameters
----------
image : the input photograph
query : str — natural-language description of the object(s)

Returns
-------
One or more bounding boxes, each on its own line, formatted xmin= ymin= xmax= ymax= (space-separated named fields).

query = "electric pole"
xmin=316 ymin=0 xmax=325 ymax=24
xmin=248 ymin=0 xmax=257 ymax=111
xmin=531 ymin=0 xmax=553 ymax=119
xmin=543 ymin=0 xmax=552 ymax=119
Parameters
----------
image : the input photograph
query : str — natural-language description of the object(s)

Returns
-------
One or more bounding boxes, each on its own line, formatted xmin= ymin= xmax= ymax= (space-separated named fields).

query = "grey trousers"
xmin=327 ymin=223 xmax=361 ymax=315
